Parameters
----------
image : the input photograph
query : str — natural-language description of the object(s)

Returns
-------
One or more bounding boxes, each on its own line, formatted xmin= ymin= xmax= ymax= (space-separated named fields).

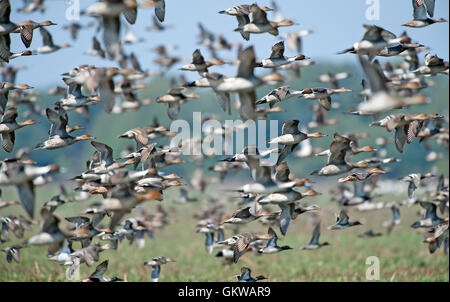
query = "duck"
xmin=147 ymin=16 xmax=172 ymax=32
xmin=236 ymin=267 xmax=267 ymax=282
xmin=369 ymin=113 xmax=441 ymax=153
xmin=26 ymin=208 xmax=66 ymax=245
xmin=255 ymin=85 xmax=299 ymax=108
xmin=424 ymin=220 xmax=449 ymax=254
xmin=0 ymin=107 xmax=36 ymax=152
xmin=338 ymin=168 xmax=386 ymax=183
xmin=282 ymin=29 xmax=313 ymax=53
xmin=7 ymin=50 xmax=35 ymax=62
xmin=68 ymin=242 xmax=113 ymax=268
xmin=412 ymin=53 xmax=449 ymax=76
xmin=268 ymin=120 xmax=326 ymax=165
xmin=328 ymin=210 xmax=363 ymax=230
xmin=318 ymin=72 xmax=351 ymax=89
xmin=82 ymin=0 xmax=139 ymax=59
xmin=358 ymin=230 xmax=383 ymax=238
xmin=87 ymin=141 xmax=135 ymax=173
xmin=256 ymin=41 xmax=309 ymax=68
xmin=0 ymin=83 xmax=33 ymax=116
xmin=197 ymin=223 xmax=218 ymax=254
xmin=63 ymin=22 xmax=83 ymax=41
xmin=35 ymin=27 xmax=70 ymax=54
xmin=219 ymin=4 xmax=272 ymax=40
xmin=353 ymin=55 xmax=428 ymax=116
xmin=17 ymin=0 xmax=46 ymax=13
xmin=85 ymin=67 xmax=133 ymax=113
xmin=122 ymin=23 xmax=145 ymax=45
xmin=297 ymin=87 xmax=351 ymax=111
xmin=176 ymin=187 xmax=198 ymax=204
xmin=234 ymin=4 xmax=294 ymax=38
xmin=47 ymin=240 xmax=74 ymax=264
xmin=179 ymin=49 xmax=224 ymax=75
xmin=399 ymin=173 xmax=435 ymax=203
xmin=118 ymin=126 xmax=150 ymax=150
xmin=403 ymin=0 xmax=447 ymax=28
xmin=258 ymin=189 xmax=319 ymax=206
xmin=221 ymin=196 xmax=270 ymax=225
xmin=307 ymin=104 xmax=339 ymax=129
xmin=1 ymin=243 xmax=27 ymax=263
xmin=383 ymin=202 xmax=401 ymax=234
xmin=43 ymin=187 xmax=70 ymax=213
xmin=258 ymin=227 xmax=292 ymax=254
xmin=85 ymin=36 xmax=105 ymax=59
xmin=152 ymin=0 xmax=166 ymax=22
xmin=34 ymin=108 xmax=93 ymax=150
xmin=411 ymin=201 xmax=444 ymax=228
xmin=190 ymin=47 xmax=262 ymax=119
xmin=82 ymin=260 xmax=123 ymax=282
xmin=1 ymin=215 xmax=33 ymax=240
xmin=217 ymin=231 xmax=272 ymax=263
xmin=12 ymin=20 xmax=57 ymax=49
xmin=57 ymin=80 xmax=100 ymax=118
xmin=302 ymin=223 xmax=330 ymax=250
xmin=311 ymin=133 xmax=369 ymax=176
xmin=143 ymin=256 xmax=176 ymax=282
xmin=156 ymin=86 xmax=200 ymax=120
xmin=339 ymin=25 xmax=410 ymax=61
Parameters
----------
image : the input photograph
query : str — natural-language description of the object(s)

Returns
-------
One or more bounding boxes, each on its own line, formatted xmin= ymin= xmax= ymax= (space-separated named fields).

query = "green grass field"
xmin=0 ymin=185 xmax=448 ymax=282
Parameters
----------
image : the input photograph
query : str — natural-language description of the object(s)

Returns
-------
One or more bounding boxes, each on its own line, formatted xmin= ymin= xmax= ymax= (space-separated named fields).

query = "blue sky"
xmin=8 ymin=0 xmax=450 ymax=88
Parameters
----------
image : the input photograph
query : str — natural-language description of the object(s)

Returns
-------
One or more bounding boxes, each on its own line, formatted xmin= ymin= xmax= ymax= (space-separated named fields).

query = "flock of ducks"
xmin=0 ymin=0 xmax=449 ymax=282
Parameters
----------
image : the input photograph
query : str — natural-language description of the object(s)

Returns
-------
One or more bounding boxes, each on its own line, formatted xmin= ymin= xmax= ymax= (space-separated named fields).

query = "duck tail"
xmin=255 ymin=97 xmax=267 ymax=105
xmin=337 ymin=47 xmax=354 ymax=55
xmin=32 ymin=142 xmax=44 ymax=151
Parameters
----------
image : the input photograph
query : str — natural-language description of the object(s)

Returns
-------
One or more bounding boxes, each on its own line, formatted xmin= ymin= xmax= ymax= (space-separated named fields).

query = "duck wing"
xmin=394 ymin=126 xmax=408 ymax=153
xmin=0 ymin=34 xmax=11 ymax=63
xmin=123 ymin=1 xmax=137 ymax=24
xmin=89 ymin=260 xmax=108 ymax=280
xmin=282 ymin=120 xmax=299 ymax=135
xmin=1 ymin=131 xmax=14 ymax=153
xmin=407 ymin=120 xmax=422 ymax=144
xmin=129 ymin=52 xmax=142 ymax=72
xmin=250 ymin=5 xmax=269 ymax=25
xmin=167 ymin=102 xmax=181 ymax=120
xmin=269 ymin=41 xmax=285 ymax=59
xmin=91 ymin=141 xmax=114 ymax=166
xmin=236 ymin=15 xmax=250 ymax=40
xmin=238 ymin=91 xmax=257 ymax=121
xmin=310 ymin=223 xmax=321 ymax=244
xmin=192 ymin=49 xmax=205 ymax=65
xmin=274 ymin=162 xmax=290 ymax=182
xmin=278 ymin=204 xmax=291 ymax=236
xmin=1 ymin=107 xmax=17 ymax=123
xmin=277 ymin=144 xmax=298 ymax=165
xmin=413 ymin=0 xmax=429 ymax=19
xmin=233 ymin=233 xmax=252 ymax=263
xmin=102 ymin=16 xmax=121 ymax=59
xmin=39 ymin=27 xmax=55 ymax=47
xmin=338 ymin=210 xmax=349 ymax=224
xmin=20 ymin=25 xmax=34 ymax=48
xmin=237 ymin=46 xmax=256 ymax=78
xmin=358 ymin=55 xmax=387 ymax=93
xmin=15 ymin=180 xmax=35 ymax=219
xmin=154 ymin=0 xmax=166 ymax=22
